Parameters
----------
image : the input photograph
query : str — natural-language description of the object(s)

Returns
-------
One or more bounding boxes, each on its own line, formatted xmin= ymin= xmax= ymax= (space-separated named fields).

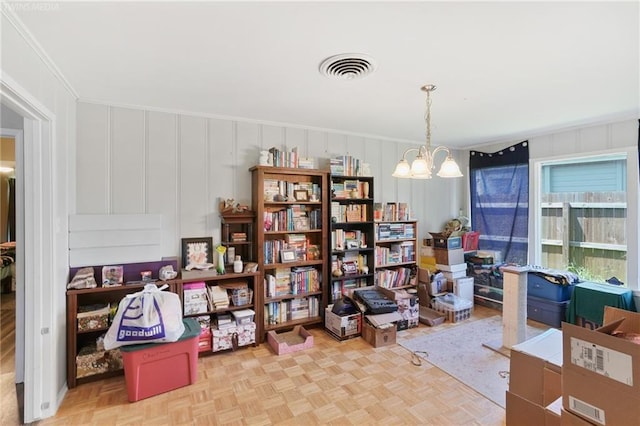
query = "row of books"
xmin=375 ymin=267 xmax=414 ymax=288
xmin=373 ymin=202 xmax=412 ymax=222
xmin=331 ymin=180 xmax=369 ymax=199
xmin=265 ymin=296 xmax=321 ymax=325
xmin=329 ymin=278 xmax=369 ymax=303
xmin=263 ymin=207 xmax=322 ymax=232
xmin=375 ymin=242 xmax=416 ymax=265
xmin=376 ymin=223 xmax=416 ymax=240
xmin=264 ymin=179 xmax=320 ymax=201
xmin=330 ymin=202 xmax=368 ymax=223
xmin=268 ymin=146 xmax=299 ymax=169
xmin=330 ymin=155 xmax=368 ymax=177
xmin=331 ymin=228 xmax=367 ymax=251
xmin=263 ymin=238 xmax=309 ymax=264
xmin=264 ymin=266 xmax=321 ymax=297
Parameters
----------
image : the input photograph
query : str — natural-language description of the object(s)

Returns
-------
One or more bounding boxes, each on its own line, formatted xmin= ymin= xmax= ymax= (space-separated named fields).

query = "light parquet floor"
xmin=34 ymin=305 xmax=507 ymax=426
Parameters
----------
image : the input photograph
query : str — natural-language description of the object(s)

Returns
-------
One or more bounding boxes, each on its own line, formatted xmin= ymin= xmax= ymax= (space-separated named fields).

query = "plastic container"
xmin=527 ymin=273 xmax=575 ymax=301
xmin=527 ymin=295 xmax=570 ymax=328
xmin=120 ymin=318 xmax=200 ymax=402
xmin=432 ymin=293 xmax=474 ymax=323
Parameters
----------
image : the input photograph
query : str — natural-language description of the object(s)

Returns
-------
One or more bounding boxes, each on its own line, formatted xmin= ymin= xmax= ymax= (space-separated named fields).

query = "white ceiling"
xmin=12 ymin=1 xmax=640 ymax=148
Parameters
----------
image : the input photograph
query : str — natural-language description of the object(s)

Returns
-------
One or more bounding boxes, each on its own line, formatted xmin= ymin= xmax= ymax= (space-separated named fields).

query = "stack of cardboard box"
xmin=561 ymin=306 xmax=640 ymax=425
xmin=431 ymin=232 xmax=474 ymax=306
xmin=506 ymin=329 xmax=563 ymax=426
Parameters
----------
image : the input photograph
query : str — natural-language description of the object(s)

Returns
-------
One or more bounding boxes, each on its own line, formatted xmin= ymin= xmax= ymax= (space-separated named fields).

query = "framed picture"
xmin=293 ymin=217 xmax=310 ymax=231
xmin=294 ymin=190 xmax=308 ymax=201
xmin=280 ymin=248 xmax=297 ymax=263
xmin=181 ymin=237 xmax=213 ymax=269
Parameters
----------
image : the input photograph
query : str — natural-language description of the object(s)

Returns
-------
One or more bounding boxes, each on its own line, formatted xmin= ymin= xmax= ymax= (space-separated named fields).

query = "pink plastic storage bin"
xmin=120 ymin=318 xmax=200 ymax=402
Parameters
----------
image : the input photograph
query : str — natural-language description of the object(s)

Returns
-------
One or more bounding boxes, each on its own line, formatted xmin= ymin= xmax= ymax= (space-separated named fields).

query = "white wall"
xmin=1 ymin=9 xmax=76 ymax=421
xmin=76 ymin=102 xmax=464 ymax=255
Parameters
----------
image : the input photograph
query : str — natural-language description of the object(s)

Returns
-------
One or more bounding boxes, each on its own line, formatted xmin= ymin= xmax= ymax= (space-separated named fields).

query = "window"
xmin=469 ymin=142 xmax=529 ymax=264
xmin=537 ymin=154 xmax=628 ymax=284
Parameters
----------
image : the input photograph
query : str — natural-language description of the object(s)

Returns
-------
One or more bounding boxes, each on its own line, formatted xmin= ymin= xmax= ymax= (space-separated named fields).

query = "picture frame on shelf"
xmin=293 ymin=217 xmax=310 ymax=231
xmin=181 ymin=237 xmax=213 ymax=270
xmin=294 ymin=190 xmax=308 ymax=202
xmin=280 ymin=249 xmax=297 ymax=263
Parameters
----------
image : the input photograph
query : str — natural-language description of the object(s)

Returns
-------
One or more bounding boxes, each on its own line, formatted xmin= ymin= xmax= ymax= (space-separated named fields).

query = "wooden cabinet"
xmin=328 ymin=175 xmax=375 ymax=304
xmin=374 ymin=220 xmax=418 ymax=288
xmin=220 ymin=211 xmax=255 ymax=265
xmin=66 ymin=280 xmax=180 ymax=388
xmin=250 ymin=166 xmax=329 ymax=339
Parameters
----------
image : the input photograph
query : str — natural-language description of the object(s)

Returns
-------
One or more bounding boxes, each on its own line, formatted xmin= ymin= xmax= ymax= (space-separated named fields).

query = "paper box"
xmin=430 ymin=233 xmax=462 ymax=250
xmin=375 ymin=287 xmax=419 ymax=330
xmin=560 ymin=408 xmax=593 ymax=426
xmin=362 ymin=312 xmax=401 ymax=348
xmin=509 ymin=328 xmax=563 ymax=406
xmin=77 ymin=304 xmax=110 ymax=332
xmin=211 ymin=322 xmax=256 ymax=352
xmin=562 ymin=306 xmax=640 ymax=425
xmin=433 ymin=248 xmax=464 ymax=265
xmin=545 ymin=396 xmax=562 ymax=426
xmin=435 ymin=263 xmax=467 ymax=273
xmin=267 ymin=326 xmax=314 ymax=355
xmin=76 ymin=346 xmax=123 ymax=378
xmin=324 ymin=307 xmax=362 ymax=341
xmin=506 ymin=391 xmax=546 ymax=426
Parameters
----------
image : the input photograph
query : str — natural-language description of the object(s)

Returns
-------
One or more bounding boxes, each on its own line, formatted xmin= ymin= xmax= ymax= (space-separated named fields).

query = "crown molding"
xmin=1 ymin=5 xmax=79 ymax=99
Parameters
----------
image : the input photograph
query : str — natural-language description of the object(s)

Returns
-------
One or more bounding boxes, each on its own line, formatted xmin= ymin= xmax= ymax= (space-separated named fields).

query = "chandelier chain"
xmin=424 ymin=89 xmax=432 ymax=152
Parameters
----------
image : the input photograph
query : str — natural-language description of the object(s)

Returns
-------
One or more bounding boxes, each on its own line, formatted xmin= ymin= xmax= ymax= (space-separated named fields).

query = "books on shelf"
xmin=265 ymin=296 xmax=320 ymax=325
xmin=376 ymin=202 xmax=413 ymax=222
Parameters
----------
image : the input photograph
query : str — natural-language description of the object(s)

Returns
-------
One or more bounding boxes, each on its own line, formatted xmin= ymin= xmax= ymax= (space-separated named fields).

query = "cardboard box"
xmin=76 ymin=346 xmax=123 ymax=378
xmin=362 ymin=312 xmax=401 ymax=348
xmin=435 ymin=263 xmax=467 ymax=273
xmin=562 ymin=306 xmax=640 ymax=426
xmin=375 ymin=287 xmax=419 ymax=330
xmin=433 ymin=248 xmax=464 ymax=265
xmin=324 ymin=307 xmax=362 ymax=341
xmin=267 ymin=326 xmax=314 ymax=355
xmin=509 ymin=328 xmax=563 ymax=406
xmin=545 ymin=396 xmax=562 ymax=426
xmin=560 ymin=408 xmax=594 ymax=426
xmin=77 ymin=304 xmax=110 ymax=332
xmin=197 ymin=328 xmax=212 ymax=352
xmin=430 ymin=233 xmax=462 ymax=249
xmin=506 ymin=391 xmax=545 ymax=426
xmin=211 ymin=322 xmax=256 ymax=352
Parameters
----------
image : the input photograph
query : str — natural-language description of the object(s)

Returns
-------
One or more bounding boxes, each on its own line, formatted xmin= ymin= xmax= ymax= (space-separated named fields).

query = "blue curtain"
xmin=469 ymin=142 xmax=529 ymax=264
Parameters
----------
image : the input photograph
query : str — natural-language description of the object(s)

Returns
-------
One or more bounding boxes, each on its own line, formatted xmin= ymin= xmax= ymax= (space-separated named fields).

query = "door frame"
xmin=1 ymin=73 xmax=58 ymax=422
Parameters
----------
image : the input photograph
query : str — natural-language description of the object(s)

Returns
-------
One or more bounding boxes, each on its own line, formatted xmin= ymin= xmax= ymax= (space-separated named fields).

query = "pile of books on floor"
xmin=208 ymin=285 xmax=229 ymax=310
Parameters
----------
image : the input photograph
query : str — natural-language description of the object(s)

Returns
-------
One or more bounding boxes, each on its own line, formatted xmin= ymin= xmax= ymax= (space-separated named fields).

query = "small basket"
xmin=231 ymin=288 xmax=253 ymax=306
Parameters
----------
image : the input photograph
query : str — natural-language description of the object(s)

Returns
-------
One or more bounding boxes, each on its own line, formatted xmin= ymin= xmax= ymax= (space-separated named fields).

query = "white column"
xmin=501 ymin=265 xmax=530 ymax=349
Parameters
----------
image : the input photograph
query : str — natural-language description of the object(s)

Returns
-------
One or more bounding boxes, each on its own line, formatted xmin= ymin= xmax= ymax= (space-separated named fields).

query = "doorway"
xmin=1 ymin=126 xmax=22 ymax=424
xmin=2 ymin=73 xmax=59 ymax=423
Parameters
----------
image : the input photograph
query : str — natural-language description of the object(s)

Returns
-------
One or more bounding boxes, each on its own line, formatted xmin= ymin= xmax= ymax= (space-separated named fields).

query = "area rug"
xmin=399 ymin=316 xmax=547 ymax=408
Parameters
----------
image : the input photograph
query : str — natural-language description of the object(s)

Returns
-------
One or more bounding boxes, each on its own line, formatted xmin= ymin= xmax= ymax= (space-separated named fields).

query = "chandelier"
xmin=392 ymin=85 xmax=463 ymax=179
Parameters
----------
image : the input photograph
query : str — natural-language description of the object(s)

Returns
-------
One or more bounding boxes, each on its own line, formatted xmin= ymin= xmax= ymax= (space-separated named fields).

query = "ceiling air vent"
xmin=319 ymin=53 xmax=377 ymax=80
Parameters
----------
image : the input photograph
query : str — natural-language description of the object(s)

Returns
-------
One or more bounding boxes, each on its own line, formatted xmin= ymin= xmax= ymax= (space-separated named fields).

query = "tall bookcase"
xmin=328 ymin=175 xmax=375 ymax=304
xmin=250 ymin=166 xmax=329 ymax=339
xmin=374 ymin=218 xmax=418 ymax=289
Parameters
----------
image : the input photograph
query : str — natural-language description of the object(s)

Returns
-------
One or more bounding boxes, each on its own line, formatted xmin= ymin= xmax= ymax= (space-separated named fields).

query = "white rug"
xmin=399 ymin=316 xmax=547 ymax=408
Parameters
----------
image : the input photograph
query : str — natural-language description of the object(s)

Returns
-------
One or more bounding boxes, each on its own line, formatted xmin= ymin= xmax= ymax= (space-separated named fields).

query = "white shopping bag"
xmin=104 ymin=284 xmax=185 ymax=350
